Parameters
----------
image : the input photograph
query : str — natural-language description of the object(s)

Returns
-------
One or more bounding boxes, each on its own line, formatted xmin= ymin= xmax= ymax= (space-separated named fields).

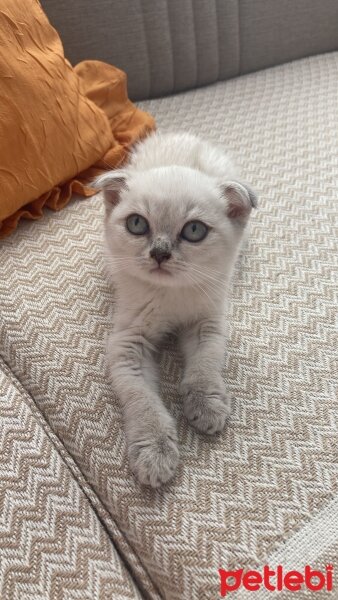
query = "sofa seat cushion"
xmin=0 ymin=52 xmax=337 ymax=599
xmin=0 ymin=363 xmax=144 ymax=600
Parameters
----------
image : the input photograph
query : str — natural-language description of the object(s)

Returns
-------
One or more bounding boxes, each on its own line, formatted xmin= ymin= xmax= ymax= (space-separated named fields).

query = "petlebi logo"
xmin=218 ymin=565 xmax=334 ymax=596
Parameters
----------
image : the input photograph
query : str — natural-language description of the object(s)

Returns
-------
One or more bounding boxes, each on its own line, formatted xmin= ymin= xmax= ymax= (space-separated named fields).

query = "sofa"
xmin=1 ymin=1 xmax=337 ymax=598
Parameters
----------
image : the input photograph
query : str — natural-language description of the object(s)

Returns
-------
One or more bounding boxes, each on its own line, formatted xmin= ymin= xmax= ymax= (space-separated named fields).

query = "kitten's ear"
xmin=221 ymin=181 xmax=258 ymax=221
xmin=93 ymin=171 xmax=128 ymax=210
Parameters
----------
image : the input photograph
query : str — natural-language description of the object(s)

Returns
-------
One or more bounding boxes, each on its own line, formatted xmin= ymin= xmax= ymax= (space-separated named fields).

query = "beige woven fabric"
xmin=0 ymin=52 xmax=337 ymax=599
xmin=232 ymin=492 xmax=338 ymax=599
xmin=0 ymin=364 xmax=143 ymax=600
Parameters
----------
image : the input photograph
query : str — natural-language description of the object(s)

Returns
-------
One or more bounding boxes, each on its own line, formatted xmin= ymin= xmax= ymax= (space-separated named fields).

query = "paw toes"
xmin=129 ymin=434 xmax=179 ymax=488
xmin=184 ymin=390 xmax=230 ymax=435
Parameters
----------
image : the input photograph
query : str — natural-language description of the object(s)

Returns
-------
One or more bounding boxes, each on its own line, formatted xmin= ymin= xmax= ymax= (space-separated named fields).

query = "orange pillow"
xmin=0 ymin=0 xmax=155 ymax=238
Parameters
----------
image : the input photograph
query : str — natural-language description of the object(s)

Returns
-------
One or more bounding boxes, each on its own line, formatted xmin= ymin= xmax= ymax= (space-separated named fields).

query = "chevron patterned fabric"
xmin=0 ymin=364 xmax=143 ymax=599
xmin=0 ymin=52 xmax=337 ymax=599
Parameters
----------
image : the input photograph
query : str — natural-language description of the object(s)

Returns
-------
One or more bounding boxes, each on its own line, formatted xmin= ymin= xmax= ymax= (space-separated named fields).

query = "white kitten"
xmin=95 ymin=132 xmax=257 ymax=487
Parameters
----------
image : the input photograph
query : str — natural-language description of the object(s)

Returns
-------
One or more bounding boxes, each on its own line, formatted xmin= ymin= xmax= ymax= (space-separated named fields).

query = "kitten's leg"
xmin=179 ymin=319 xmax=231 ymax=434
xmin=107 ymin=330 xmax=179 ymax=487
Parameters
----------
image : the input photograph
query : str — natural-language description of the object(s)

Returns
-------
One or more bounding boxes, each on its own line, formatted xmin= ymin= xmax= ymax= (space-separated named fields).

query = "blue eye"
xmin=181 ymin=220 xmax=208 ymax=242
xmin=126 ymin=214 xmax=149 ymax=235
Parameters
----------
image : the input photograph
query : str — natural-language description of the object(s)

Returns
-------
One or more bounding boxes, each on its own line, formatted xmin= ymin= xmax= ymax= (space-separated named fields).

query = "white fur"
xmin=96 ymin=132 xmax=257 ymax=487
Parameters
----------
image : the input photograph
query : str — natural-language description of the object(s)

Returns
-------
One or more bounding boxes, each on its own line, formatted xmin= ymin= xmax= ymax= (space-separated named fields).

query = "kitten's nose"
xmin=150 ymin=239 xmax=172 ymax=265
xmin=149 ymin=247 xmax=172 ymax=265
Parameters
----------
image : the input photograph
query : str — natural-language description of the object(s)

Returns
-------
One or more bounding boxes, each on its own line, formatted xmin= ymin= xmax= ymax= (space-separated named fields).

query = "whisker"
xmin=107 ymin=255 xmax=136 ymax=261
xmin=184 ymin=272 xmax=219 ymax=306
xmin=176 ymin=262 xmax=225 ymax=293
xmin=191 ymin=270 xmax=225 ymax=298
xmin=177 ymin=260 xmax=225 ymax=276
xmin=188 ymin=265 xmax=224 ymax=286
xmin=98 ymin=158 xmax=119 ymax=171
xmin=107 ymin=265 xmax=136 ymax=276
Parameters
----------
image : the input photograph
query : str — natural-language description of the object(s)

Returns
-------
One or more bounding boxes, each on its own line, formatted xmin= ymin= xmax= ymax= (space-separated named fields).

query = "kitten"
xmin=95 ymin=132 xmax=257 ymax=487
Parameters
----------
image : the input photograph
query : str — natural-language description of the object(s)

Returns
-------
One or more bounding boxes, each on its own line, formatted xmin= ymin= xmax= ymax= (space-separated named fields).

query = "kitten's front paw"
xmin=128 ymin=428 xmax=179 ymax=488
xmin=183 ymin=387 xmax=231 ymax=435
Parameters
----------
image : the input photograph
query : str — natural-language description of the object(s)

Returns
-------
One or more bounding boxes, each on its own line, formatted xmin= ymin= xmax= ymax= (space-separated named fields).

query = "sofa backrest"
xmin=42 ymin=0 xmax=338 ymax=101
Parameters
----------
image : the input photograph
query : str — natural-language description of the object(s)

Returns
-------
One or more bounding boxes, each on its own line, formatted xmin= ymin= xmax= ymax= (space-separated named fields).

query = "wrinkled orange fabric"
xmin=0 ymin=0 xmax=155 ymax=238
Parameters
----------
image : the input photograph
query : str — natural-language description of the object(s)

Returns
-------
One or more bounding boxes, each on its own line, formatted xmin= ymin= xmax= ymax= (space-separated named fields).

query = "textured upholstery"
xmin=42 ymin=0 xmax=338 ymax=100
xmin=1 ymin=52 xmax=337 ymax=598
xmin=239 ymin=0 xmax=338 ymax=74
xmin=0 ymin=362 xmax=143 ymax=600
xmin=42 ymin=0 xmax=239 ymax=100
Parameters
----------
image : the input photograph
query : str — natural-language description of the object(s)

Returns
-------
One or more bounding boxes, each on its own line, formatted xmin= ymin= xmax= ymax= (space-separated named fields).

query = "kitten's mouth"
xmin=149 ymin=266 xmax=172 ymax=276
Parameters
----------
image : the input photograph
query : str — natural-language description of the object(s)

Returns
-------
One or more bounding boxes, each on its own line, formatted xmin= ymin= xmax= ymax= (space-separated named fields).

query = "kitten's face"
xmin=104 ymin=166 xmax=250 ymax=289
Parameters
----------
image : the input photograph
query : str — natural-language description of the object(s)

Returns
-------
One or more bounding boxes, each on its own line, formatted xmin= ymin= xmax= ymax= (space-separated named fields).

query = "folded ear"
xmin=221 ymin=181 xmax=258 ymax=221
xmin=93 ymin=171 xmax=128 ymax=210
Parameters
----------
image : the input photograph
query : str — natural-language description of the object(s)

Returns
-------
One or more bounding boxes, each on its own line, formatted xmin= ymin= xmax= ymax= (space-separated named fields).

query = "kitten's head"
xmin=96 ymin=166 xmax=257 ymax=289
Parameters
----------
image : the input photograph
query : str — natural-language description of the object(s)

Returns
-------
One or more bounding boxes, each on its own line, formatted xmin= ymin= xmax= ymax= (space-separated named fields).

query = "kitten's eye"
xmin=126 ymin=214 xmax=149 ymax=235
xmin=181 ymin=220 xmax=208 ymax=243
